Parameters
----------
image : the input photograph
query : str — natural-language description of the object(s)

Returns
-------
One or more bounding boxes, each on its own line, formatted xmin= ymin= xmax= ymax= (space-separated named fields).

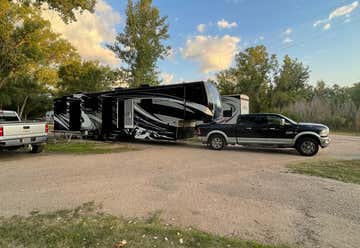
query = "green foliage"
xmin=0 ymin=203 xmax=289 ymax=248
xmin=217 ymin=45 xmax=278 ymax=112
xmin=57 ymin=59 xmax=118 ymax=96
xmin=18 ymin=0 xmax=96 ymax=22
xmin=215 ymin=45 xmax=360 ymax=131
xmin=108 ymin=0 xmax=170 ymax=87
xmin=44 ymin=140 xmax=137 ymax=154
xmin=0 ymin=0 xmax=78 ymax=118
xmin=271 ymin=55 xmax=311 ymax=109
xmin=283 ymin=82 xmax=360 ymax=131
xmin=349 ymin=82 xmax=360 ymax=108
xmin=288 ymin=160 xmax=360 ymax=184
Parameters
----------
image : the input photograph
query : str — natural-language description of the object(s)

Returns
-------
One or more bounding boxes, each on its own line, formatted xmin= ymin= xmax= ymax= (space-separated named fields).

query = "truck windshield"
xmin=205 ymin=82 xmax=222 ymax=120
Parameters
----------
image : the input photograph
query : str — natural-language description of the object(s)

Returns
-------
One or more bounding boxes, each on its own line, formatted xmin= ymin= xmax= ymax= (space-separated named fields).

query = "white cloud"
xmin=182 ymin=35 xmax=240 ymax=73
xmin=284 ymin=27 xmax=293 ymax=35
xmin=197 ymin=24 xmax=206 ymax=33
xmin=314 ymin=1 xmax=358 ymax=29
xmin=41 ymin=0 xmax=121 ymax=66
xmin=217 ymin=19 xmax=238 ymax=29
xmin=259 ymin=36 xmax=265 ymax=40
xmin=161 ymin=73 xmax=174 ymax=84
xmin=313 ymin=19 xmax=327 ymax=27
xmin=283 ymin=37 xmax=293 ymax=44
xmin=323 ymin=23 xmax=331 ymax=30
xmin=329 ymin=1 xmax=358 ymax=19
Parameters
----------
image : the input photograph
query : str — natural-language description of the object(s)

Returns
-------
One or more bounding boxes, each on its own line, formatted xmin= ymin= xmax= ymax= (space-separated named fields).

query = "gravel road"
xmin=0 ymin=135 xmax=359 ymax=248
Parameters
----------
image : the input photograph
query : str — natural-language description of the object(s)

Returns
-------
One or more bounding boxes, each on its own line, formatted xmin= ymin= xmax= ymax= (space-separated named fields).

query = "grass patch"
xmin=332 ymin=130 xmax=360 ymax=136
xmin=44 ymin=141 xmax=137 ymax=155
xmin=288 ymin=159 xmax=360 ymax=184
xmin=0 ymin=203 xmax=289 ymax=248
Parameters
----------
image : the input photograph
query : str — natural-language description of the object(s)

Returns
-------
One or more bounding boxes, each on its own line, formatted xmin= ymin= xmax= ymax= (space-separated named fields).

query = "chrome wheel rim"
xmin=211 ymin=137 xmax=223 ymax=149
xmin=301 ymin=141 xmax=316 ymax=155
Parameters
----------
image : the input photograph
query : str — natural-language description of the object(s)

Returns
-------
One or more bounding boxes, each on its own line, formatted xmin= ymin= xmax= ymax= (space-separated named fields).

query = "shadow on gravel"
xmin=125 ymin=139 xmax=300 ymax=156
xmin=0 ymin=150 xmax=43 ymax=162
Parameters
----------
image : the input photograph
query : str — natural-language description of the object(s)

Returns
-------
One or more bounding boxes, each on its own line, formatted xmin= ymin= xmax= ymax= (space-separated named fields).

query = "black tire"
xmin=208 ymin=134 xmax=226 ymax=150
xmin=30 ymin=144 xmax=44 ymax=153
xmin=296 ymin=137 xmax=319 ymax=156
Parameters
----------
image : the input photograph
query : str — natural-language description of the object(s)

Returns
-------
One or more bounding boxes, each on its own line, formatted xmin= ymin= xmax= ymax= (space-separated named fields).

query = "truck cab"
xmin=197 ymin=113 xmax=331 ymax=156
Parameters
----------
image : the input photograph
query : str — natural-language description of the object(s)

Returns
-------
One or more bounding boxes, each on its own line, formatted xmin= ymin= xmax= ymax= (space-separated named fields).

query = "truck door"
xmin=236 ymin=115 xmax=255 ymax=139
xmin=236 ymin=115 xmax=267 ymax=143
xmin=263 ymin=115 xmax=296 ymax=143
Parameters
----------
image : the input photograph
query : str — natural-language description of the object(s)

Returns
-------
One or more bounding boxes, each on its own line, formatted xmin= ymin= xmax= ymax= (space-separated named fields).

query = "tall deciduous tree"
xmin=108 ymin=0 xmax=170 ymax=87
xmin=217 ymin=45 xmax=277 ymax=112
xmin=57 ymin=60 xmax=118 ymax=96
xmin=272 ymin=55 xmax=310 ymax=109
xmin=0 ymin=0 xmax=78 ymax=115
xmin=17 ymin=0 xmax=96 ymax=22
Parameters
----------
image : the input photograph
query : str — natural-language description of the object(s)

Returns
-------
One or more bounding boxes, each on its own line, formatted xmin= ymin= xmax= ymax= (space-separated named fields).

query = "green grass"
xmin=0 ymin=202 xmax=288 ymax=248
xmin=44 ymin=141 xmax=137 ymax=154
xmin=288 ymin=159 xmax=360 ymax=184
xmin=332 ymin=130 xmax=360 ymax=136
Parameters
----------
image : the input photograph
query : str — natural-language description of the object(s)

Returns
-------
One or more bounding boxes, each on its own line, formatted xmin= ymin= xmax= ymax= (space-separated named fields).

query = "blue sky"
xmin=45 ymin=0 xmax=360 ymax=86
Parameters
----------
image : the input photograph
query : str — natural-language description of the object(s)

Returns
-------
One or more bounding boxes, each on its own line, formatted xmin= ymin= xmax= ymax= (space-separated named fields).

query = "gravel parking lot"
xmin=0 ymin=135 xmax=359 ymax=248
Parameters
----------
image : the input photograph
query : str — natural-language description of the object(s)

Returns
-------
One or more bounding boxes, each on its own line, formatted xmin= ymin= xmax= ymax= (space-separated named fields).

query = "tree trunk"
xmin=19 ymin=96 xmax=28 ymax=119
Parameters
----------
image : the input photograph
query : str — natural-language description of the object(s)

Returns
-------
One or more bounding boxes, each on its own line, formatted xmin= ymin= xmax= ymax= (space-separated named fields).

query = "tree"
xmin=17 ymin=0 xmax=96 ymax=22
xmin=0 ymin=0 xmax=78 ymax=116
xmin=216 ymin=45 xmax=277 ymax=112
xmin=272 ymin=55 xmax=310 ymax=109
xmin=349 ymin=83 xmax=360 ymax=108
xmin=108 ymin=0 xmax=170 ymax=87
xmin=57 ymin=60 xmax=118 ymax=96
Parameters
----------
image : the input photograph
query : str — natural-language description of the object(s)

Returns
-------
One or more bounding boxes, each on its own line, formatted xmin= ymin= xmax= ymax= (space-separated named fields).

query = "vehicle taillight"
xmin=195 ymin=127 xmax=201 ymax=136
xmin=0 ymin=127 xmax=3 ymax=137
xmin=45 ymin=123 xmax=49 ymax=133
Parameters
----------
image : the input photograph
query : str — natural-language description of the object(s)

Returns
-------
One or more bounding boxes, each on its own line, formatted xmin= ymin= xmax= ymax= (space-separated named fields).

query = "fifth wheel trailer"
xmin=54 ymin=81 xmax=249 ymax=141
xmin=55 ymin=81 xmax=221 ymax=140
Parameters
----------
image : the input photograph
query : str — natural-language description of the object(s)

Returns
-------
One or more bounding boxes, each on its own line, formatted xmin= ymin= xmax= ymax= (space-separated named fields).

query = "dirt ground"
xmin=0 ymin=135 xmax=359 ymax=248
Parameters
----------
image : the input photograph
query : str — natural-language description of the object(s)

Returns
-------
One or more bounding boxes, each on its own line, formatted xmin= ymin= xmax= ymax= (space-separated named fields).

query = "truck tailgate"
xmin=2 ymin=123 xmax=46 ymax=139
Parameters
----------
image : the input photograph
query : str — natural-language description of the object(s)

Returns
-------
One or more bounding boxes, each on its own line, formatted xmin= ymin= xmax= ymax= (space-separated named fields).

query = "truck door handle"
xmin=245 ymin=127 xmax=252 ymax=130
xmin=269 ymin=127 xmax=276 ymax=130
xmin=23 ymin=126 xmax=30 ymax=129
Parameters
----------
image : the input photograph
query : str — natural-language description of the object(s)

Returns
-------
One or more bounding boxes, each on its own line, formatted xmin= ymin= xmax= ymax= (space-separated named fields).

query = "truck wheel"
xmin=30 ymin=144 xmax=44 ymax=153
xmin=209 ymin=134 xmax=225 ymax=150
xmin=296 ymin=137 xmax=319 ymax=156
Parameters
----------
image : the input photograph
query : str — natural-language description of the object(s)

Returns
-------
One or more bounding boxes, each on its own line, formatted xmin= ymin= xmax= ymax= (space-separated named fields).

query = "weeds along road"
xmin=0 ymin=135 xmax=359 ymax=248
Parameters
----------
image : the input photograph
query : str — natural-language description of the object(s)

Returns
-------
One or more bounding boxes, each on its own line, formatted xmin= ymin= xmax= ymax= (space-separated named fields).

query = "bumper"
xmin=320 ymin=136 xmax=331 ymax=148
xmin=0 ymin=136 xmax=47 ymax=148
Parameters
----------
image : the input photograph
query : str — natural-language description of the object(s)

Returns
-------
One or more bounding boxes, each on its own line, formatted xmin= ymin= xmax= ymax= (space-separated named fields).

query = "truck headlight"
xmin=320 ymin=128 xmax=329 ymax=137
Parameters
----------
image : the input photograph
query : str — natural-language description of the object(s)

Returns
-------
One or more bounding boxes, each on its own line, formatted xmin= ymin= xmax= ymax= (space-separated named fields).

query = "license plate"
xmin=20 ymin=138 xmax=31 ymax=143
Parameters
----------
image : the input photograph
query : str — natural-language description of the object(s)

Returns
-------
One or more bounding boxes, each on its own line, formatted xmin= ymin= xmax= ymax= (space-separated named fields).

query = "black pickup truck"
xmin=197 ymin=113 xmax=330 ymax=156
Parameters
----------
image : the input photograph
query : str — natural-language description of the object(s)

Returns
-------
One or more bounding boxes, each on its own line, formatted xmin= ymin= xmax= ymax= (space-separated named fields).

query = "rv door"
xmin=124 ymin=99 xmax=134 ymax=128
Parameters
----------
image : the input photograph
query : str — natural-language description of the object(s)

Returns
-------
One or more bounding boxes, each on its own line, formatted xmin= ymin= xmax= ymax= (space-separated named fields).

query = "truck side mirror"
xmin=223 ymin=110 xmax=233 ymax=118
xmin=280 ymin=118 xmax=286 ymax=126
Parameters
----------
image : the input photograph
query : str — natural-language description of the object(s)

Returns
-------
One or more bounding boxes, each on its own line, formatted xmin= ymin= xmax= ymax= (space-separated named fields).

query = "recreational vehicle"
xmin=54 ymin=81 xmax=249 ymax=141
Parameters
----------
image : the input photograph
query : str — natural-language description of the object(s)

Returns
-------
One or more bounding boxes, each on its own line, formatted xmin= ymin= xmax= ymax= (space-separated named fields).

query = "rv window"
xmin=205 ymin=82 xmax=222 ymax=120
xmin=186 ymin=84 xmax=206 ymax=104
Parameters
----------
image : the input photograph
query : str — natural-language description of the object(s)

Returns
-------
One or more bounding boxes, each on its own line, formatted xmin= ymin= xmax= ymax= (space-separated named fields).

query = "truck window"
xmin=0 ymin=115 xmax=20 ymax=123
xmin=237 ymin=115 xmax=266 ymax=125
xmin=266 ymin=115 xmax=282 ymax=125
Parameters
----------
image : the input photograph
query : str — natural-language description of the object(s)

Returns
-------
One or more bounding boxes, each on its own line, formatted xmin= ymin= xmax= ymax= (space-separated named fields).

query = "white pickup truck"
xmin=0 ymin=110 xmax=48 ymax=153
